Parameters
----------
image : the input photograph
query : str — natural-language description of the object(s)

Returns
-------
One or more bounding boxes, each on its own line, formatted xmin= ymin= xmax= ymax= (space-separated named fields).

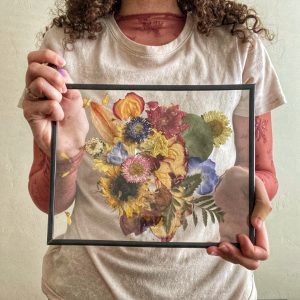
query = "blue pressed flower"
xmin=124 ymin=117 xmax=152 ymax=143
xmin=187 ymin=158 xmax=219 ymax=195
xmin=107 ymin=142 xmax=128 ymax=165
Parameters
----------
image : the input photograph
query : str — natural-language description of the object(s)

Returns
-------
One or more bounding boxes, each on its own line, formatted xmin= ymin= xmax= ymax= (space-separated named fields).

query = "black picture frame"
xmin=48 ymin=83 xmax=256 ymax=248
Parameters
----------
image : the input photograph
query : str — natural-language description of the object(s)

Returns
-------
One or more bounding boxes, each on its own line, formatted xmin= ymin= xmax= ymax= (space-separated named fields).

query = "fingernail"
xmin=58 ymin=68 xmax=65 ymax=77
xmin=209 ymin=251 xmax=219 ymax=256
xmin=58 ymin=58 xmax=66 ymax=67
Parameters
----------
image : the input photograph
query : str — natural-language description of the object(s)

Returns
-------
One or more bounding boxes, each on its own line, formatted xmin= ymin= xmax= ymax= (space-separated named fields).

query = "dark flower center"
xmin=111 ymin=175 xmax=139 ymax=202
xmin=90 ymin=142 xmax=97 ymax=150
xmin=208 ymin=120 xmax=223 ymax=137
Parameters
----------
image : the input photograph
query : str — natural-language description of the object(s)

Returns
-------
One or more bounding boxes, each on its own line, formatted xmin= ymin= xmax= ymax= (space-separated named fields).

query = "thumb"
xmin=251 ymin=176 xmax=272 ymax=228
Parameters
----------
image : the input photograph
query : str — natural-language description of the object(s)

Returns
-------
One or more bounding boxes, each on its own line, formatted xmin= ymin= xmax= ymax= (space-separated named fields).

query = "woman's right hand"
xmin=23 ymin=49 xmax=89 ymax=158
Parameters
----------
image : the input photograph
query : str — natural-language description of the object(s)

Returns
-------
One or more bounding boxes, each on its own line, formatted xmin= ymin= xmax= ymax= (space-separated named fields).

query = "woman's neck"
xmin=118 ymin=0 xmax=183 ymax=16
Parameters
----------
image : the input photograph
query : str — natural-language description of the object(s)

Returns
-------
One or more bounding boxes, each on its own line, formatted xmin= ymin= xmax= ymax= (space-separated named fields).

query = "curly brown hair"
xmin=49 ymin=0 xmax=273 ymax=48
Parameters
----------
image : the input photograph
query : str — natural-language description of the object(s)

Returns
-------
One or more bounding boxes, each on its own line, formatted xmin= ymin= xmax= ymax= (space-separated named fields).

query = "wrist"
xmin=39 ymin=146 xmax=85 ymax=178
xmin=255 ymin=170 xmax=278 ymax=200
xmin=56 ymin=148 xmax=85 ymax=177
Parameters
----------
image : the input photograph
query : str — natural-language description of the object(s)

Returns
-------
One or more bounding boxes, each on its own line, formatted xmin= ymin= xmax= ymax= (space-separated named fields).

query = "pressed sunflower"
xmin=202 ymin=111 xmax=232 ymax=147
xmin=99 ymin=168 xmax=150 ymax=217
xmin=122 ymin=155 xmax=152 ymax=183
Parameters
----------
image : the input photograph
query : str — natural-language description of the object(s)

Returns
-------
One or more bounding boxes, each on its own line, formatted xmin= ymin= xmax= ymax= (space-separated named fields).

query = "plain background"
xmin=0 ymin=0 xmax=298 ymax=299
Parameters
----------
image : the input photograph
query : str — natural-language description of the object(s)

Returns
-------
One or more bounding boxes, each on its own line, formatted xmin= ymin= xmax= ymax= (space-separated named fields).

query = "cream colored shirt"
xmin=30 ymin=13 xmax=286 ymax=300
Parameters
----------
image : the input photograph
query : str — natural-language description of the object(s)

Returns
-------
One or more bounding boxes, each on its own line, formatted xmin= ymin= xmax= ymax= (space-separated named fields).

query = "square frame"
xmin=48 ymin=83 xmax=256 ymax=248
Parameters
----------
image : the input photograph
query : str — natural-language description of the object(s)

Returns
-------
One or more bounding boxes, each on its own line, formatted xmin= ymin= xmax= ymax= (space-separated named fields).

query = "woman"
xmin=21 ymin=0 xmax=285 ymax=298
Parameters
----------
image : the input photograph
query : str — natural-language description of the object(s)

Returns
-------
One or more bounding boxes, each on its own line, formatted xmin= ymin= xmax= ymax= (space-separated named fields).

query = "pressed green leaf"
xmin=215 ymin=213 xmax=221 ymax=222
xmin=220 ymin=213 xmax=225 ymax=222
xmin=194 ymin=197 xmax=226 ymax=225
xmin=204 ymin=204 xmax=218 ymax=210
xmin=202 ymin=210 xmax=208 ymax=227
xmin=164 ymin=202 xmax=176 ymax=233
xmin=193 ymin=210 xmax=198 ymax=227
xmin=193 ymin=196 xmax=214 ymax=204
xmin=174 ymin=174 xmax=202 ymax=197
xmin=182 ymin=114 xmax=214 ymax=159
xmin=196 ymin=199 xmax=215 ymax=208
xmin=209 ymin=211 xmax=216 ymax=224
xmin=173 ymin=198 xmax=181 ymax=207
xmin=210 ymin=208 xmax=223 ymax=213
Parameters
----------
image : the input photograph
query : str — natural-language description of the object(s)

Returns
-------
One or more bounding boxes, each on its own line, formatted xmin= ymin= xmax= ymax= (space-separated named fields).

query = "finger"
xmin=217 ymin=242 xmax=260 ymax=270
xmin=251 ymin=220 xmax=270 ymax=253
xmin=27 ymin=49 xmax=66 ymax=67
xmin=238 ymin=233 xmax=269 ymax=261
xmin=57 ymin=69 xmax=82 ymax=100
xmin=252 ymin=176 xmax=272 ymax=226
xmin=23 ymin=99 xmax=64 ymax=122
xmin=207 ymin=246 xmax=220 ymax=257
xmin=26 ymin=62 xmax=67 ymax=93
xmin=27 ymin=78 xmax=63 ymax=103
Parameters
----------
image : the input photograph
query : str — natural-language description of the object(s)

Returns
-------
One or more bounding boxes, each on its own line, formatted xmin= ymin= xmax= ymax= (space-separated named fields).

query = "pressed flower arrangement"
xmin=84 ymin=92 xmax=233 ymax=242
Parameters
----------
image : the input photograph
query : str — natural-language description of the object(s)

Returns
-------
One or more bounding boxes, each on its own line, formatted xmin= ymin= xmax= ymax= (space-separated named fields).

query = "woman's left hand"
xmin=207 ymin=166 xmax=272 ymax=270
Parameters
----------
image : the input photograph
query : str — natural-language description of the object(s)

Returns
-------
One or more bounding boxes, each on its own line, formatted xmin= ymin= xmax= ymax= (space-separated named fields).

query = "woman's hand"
xmin=22 ymin=49 xmax=89 ymax=158
xmin=207 ymin=166 xmax=272 ymax=270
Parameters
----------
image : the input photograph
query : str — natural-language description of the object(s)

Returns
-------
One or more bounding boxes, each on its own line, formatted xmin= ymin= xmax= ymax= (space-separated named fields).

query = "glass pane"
xmin=50 ymin=85 xmax=254 ymax=246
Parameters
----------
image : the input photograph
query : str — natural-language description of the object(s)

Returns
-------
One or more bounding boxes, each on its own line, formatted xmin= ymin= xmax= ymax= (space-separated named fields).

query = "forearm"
xmin=233 ymin=112 xmax=278 ymax=201
xmin=28 ymin=142 xmax=83 ymax=213
xmin=232 ymin=164 xmax=278 ymax=201
xmin=255 ymin=112 xmax=278 ymax=201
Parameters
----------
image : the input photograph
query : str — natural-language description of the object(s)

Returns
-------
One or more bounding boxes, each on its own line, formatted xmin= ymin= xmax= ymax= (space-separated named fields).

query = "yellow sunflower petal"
xmin=202 ymin=111 xmax=232 ymax=147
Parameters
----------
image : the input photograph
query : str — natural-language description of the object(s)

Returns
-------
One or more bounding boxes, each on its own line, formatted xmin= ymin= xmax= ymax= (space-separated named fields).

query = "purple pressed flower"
xmin=107 ymin=142 xmax=128 ymax=165
xmin=124 ymin=117 xmax=152 ymax=143
xmin=187 ymin=158 xmax=219 ymax=195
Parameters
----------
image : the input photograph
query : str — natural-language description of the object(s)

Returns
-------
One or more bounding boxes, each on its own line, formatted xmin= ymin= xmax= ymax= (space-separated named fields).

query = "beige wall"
xmin=0 ymin=0 xmax=298 ymax=299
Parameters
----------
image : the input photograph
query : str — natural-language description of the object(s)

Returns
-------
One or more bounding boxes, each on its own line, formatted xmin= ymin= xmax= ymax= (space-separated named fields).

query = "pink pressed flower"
xmin=146 ymin=102 xmax=189 ymax=139
xmin=122 ymin=155 xmax=152 ymax=183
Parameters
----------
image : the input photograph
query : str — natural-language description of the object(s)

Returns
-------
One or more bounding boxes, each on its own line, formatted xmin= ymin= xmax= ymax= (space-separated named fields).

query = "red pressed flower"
xmin=146 ymin=102 xmax=189 ymax=139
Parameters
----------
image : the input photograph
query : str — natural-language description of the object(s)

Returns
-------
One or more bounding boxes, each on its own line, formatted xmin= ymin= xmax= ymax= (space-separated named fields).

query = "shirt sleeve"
xmin=17 ymin=26 xmax=66 ymax=108
xmin=234 ymin=34 xmax=287 ymax=117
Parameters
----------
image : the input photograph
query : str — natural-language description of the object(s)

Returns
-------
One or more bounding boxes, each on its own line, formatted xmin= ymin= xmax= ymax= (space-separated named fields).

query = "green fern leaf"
xmin=202 ymin=210 xmax=208 ymax=226
xmin=193 ymin=210 xmax=198 ymax=226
